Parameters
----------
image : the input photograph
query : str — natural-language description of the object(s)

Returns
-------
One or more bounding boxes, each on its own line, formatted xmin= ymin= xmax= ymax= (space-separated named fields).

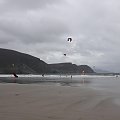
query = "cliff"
xmin=0 ymin=48 xmax=48 ymax=74
xmin=0 ymin=48 xmax=94 ymax=74
xmin=48 ymin=63 xmax=94 ymax=74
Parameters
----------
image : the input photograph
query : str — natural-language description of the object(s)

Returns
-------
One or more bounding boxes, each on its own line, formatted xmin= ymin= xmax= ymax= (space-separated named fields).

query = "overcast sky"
xmin=0 ymin=0 xmax=120 ymax=72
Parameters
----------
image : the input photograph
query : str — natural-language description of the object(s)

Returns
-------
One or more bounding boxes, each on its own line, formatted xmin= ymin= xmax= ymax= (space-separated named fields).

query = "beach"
xmin=0 ymin=77 xmax=120 ymax=120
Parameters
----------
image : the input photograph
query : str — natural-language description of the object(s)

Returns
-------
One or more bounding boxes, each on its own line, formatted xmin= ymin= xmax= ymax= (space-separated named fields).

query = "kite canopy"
xmin=67 ymin=38 xmax=72 ymax=42
xmin=64 ymin=54 xmax=66 ymax=56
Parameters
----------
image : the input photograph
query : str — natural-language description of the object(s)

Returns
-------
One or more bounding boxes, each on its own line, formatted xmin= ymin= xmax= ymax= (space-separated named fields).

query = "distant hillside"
xmin=0 ymin=48 xmax=94 ymax=74
xmin=0 ymin=48 xmax=48 ymax=74
xmin=48 ymin=63 xmax=94 ymax=74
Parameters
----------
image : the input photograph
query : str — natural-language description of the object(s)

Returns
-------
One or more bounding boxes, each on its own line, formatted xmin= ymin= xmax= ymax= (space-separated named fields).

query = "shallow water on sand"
xmin=0 ymin=74 xmax=120 ymax=93
xmin=1 ymin=74 xmax=120 ymax=106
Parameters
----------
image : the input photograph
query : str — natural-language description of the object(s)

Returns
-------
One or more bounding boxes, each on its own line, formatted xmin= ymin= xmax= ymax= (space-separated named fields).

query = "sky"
xmin=0 ymin=0 xmax=120 ymax=72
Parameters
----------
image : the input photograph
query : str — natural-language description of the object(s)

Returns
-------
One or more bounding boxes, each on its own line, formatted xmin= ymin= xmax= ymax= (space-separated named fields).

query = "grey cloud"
xmin=0 ymin=6 xmax=70 ymax=44
xmin=1 ymin=0 xmax=120 ymax=72
xmin=0 ymin=0 xmax=63 ymax=12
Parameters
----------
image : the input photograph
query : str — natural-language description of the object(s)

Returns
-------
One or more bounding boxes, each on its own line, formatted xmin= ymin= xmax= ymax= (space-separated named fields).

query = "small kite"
xmin=64 ymin=54 xmax=66 ymax=56
xmin=67 ymin=38 xmax=72 ymax=42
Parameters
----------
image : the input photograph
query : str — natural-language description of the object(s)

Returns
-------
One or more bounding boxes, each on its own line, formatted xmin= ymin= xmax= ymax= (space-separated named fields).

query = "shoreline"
xmin=0 ymin=83 xmax=120 ymax=120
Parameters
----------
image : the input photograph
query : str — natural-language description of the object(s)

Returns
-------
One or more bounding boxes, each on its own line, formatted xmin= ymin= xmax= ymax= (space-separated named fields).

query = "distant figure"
xmin=67 ymin=38 xmax=72 ymax=42
xmin=42 ymin=74 xmax=44 ymax=77
xmin=82 ymin=70 xmax=85 ymax=75
xmin=116 ymin=75 xmax=118 ymax=77
xmin=71 ymin=75 xmax=72 ymax=79
xmin=13 ymin=73 xmax=18 ymax=78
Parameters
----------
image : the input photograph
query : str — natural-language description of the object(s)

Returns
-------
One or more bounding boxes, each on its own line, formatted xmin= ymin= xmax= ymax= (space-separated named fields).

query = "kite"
xmin=63 ymin=37 xmax=73 ymax=56
xmin=67 ymin=38 xmax=72 ymax=42
xmin=64 ymin=54 xmax=66 ymax=56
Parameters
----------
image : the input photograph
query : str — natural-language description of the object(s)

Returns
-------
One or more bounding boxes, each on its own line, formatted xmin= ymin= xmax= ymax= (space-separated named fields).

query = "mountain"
xmin=49 ymin=63 xmax=94 ymax=74
xmin=0 ymin=48 xmax=94 ymax=74
xmin=0 ymin=48 xmax=48 ymax=74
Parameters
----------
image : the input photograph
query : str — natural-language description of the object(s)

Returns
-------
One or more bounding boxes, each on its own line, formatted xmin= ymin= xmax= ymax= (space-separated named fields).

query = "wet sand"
xmin=0 ymin=83 xmax=120 ymax=120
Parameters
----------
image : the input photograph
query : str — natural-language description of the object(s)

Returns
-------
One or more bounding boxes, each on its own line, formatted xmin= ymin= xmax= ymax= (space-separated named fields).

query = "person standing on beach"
xmin=13 ymin=73 xmax=18 ymax=78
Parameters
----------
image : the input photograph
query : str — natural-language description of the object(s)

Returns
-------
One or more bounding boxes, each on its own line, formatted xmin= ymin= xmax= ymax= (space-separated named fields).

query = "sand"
xmin=0 ymin=83 xmax=120 ymax=120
